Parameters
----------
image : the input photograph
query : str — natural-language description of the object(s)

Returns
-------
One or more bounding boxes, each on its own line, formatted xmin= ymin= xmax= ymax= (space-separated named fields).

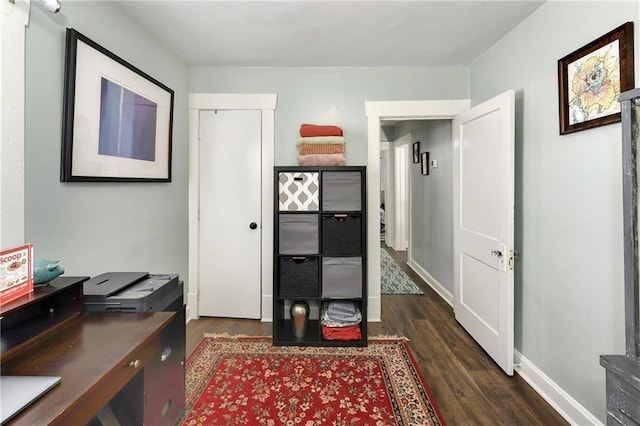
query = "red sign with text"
xmin=0 ymin=243 xmax=34 ymax=305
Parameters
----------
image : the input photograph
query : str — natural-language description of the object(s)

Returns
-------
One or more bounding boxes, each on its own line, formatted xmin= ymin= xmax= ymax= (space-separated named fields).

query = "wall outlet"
xmin=430 ymin=159 xmax=438 ymax=168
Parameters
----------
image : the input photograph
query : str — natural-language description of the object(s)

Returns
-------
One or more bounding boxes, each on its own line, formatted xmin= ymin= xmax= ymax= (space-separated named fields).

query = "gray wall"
xmin=25 ymin=3 xmax=190 ymax=282
xmin=396 ymin=120 xmax=453 ymax=293
xmin=190 ymin=66 xmax=469 ymax=166
xmin=470 ymin=1 xmax=638 ymax=418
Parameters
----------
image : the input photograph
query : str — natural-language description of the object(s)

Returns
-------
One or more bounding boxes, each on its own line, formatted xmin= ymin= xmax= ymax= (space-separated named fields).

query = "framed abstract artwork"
xmin=421 ymin=152 xmax=429 ymax=175
xmin=61 ymin=28 xmax=174 ymax=182
xmin=413 ymin=141 xmax=420 ymax=163
xmin=557 ymin=22 xmax=634 ymax=135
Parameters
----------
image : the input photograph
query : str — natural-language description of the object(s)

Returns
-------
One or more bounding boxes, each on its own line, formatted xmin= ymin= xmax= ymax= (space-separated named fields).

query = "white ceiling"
xmin=117 ymin=0 xmax=545 ymax=67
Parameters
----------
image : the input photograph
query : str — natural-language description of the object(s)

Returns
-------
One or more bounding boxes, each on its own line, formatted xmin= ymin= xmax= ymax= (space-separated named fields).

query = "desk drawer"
xmin=107 ymin=333 xmax=160 ymax=395
xmin=606 ymin=371 xmax=640 ymax=424
xmin=144 ymin=306 xmax=186 ymax=426
xmin=79 ymin=334 xmax=161 ymax=426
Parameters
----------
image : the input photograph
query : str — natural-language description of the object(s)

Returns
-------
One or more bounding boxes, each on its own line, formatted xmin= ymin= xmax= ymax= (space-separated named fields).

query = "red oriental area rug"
xmin=177 ymin=336 xmax=445 ymax=425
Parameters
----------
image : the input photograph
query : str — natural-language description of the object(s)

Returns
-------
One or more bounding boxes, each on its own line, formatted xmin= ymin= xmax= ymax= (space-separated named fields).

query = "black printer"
xmin=83 ymin=272 xmax=183 ymax=312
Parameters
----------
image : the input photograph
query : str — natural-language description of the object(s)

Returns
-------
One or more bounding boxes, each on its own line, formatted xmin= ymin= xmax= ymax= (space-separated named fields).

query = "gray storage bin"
xmin=322 ymin=257 xmax=362 ymax=298
xmin=322 ymin=214 xmax=361 ymax=254
xmin=322 ymin=171 xmax=361 ymax=211
xmin=279 ymin=172 xmax=319 ymax=211
xmin=279 ymin=257 xmax=319 ymax=297
xmin=279 ymin=214 xmax=319 ymax=254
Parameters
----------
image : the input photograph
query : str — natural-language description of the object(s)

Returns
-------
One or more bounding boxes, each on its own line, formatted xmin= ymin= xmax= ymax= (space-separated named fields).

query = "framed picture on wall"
xmin=557 ymin=22 xmax=635 ymax=135
xmin=412 ymin=141 xmax=420 ymax=163
xmin=60 ymin=28 xmax=174 ymax=182
xmin=421 ymin=152 xmax=429 ymax=175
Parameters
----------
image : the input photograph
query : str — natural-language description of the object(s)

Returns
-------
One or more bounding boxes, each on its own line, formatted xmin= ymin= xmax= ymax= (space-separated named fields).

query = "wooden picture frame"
xmin=557 ymin=22 xmax=634 ymax=135
xmin=412 ymin=141 xmax=420 ymax=163
xmin=421 ymin=152 xmax=429 ymax=175
xmin=61 ymin=28 xmax=174 ymax=182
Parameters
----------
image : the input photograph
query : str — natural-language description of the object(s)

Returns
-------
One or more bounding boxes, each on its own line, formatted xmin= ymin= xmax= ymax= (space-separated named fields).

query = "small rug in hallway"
xmin=177 ymin=336 xmax=445 ymax=425
xmin=381 ymin=249 xmax=425 ymax=295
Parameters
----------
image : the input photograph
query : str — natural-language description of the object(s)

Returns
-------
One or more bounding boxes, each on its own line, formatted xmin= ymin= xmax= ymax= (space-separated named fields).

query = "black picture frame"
xmin=558 ymin=22 xmax=634 ymax=135
xmin=61 ymin=28 xmax=174 ymax=182
xmin=412 ymin=141 xmax=420 ymax=163
xmin=421 ymin=152 xmax=429 ymax=175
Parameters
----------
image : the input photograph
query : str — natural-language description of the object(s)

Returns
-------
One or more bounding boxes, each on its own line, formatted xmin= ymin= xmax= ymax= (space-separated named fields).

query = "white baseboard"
xmin=514 ymin=351 xmax=602 ymax=426
xmin=405 ymin=258 xmax=600 ymax=425
xmin=261 ymin=295 xmax=273 ymax=322
xmin=368 ymin=295 xmax=381 ymax=322
xmin=187 ymin=292 xmax=198 ymax=321
xmin=406 ymin=258 xmax=453 ymax=307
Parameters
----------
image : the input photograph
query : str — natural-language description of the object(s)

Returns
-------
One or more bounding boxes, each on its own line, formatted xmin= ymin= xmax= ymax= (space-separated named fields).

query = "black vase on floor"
xmin=290 ymin=300 xmax=309 ymax=339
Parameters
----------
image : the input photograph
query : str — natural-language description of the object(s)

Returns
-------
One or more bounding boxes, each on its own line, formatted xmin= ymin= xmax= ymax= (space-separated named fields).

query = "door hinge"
xmin=508 ymin=249 xmax=520 ymax=270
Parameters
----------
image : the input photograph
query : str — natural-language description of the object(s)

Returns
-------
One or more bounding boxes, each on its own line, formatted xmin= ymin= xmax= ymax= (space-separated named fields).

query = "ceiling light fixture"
xmin=37 ymin=0 xmax=61 ymax=13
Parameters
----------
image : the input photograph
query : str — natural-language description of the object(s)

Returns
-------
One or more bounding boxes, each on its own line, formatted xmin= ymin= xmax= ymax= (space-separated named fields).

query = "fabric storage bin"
xmin=322 ymin=257 xmax=362 ymax=298
xmin=279 ymin=214 xmax=319 ymax=254
xmin=279 ymin=257 xmax=319 ymax=297
xmin=279 ymin=172 xmax=319 ymax=211
xmin=322 ymin=171 xmax=361 ymax=211
xmin=322 ymin=214 xmax=361 ymax=254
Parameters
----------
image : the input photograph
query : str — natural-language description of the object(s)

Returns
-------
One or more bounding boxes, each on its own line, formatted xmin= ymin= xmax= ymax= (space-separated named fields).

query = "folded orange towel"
xmin=300 ymin=124 xmax=343 ymax=137
xmin=298 ymin=144 xmax=345 ymax=155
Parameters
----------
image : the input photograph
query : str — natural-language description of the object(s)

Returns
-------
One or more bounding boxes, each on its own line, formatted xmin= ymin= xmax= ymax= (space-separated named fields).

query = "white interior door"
xmin=199 ymin=109 xmax=262 ymax=319
xmin=380 ymin=144 xmax=390 ymax=243
xmin=453 ymin=90 xmax=515 ymax=375
xmin=394 ymin=143 xmax=409 ymax=251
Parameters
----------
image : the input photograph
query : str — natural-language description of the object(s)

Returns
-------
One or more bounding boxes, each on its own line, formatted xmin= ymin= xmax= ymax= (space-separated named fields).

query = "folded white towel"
xmin=296 ymin=136 xmax=345 ymax=146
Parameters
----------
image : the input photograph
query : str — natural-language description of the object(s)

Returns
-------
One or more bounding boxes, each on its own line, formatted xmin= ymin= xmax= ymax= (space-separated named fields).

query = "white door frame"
xmin=365 ymin=100 xmax=470 ymax=321
xmin=188 ymin=93 xmax=277 ymax=322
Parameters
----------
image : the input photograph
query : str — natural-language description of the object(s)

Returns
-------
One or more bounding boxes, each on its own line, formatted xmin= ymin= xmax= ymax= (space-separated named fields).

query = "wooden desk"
xmin=2 ymin=309 xmax=178 ymax=425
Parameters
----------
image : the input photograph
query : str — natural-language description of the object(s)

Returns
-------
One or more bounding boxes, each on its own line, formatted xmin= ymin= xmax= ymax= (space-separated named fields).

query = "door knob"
xmin=249 ymin=222 xmax=258 ymax=230
xmin=491 ymin=250 xmax=503 ymax=258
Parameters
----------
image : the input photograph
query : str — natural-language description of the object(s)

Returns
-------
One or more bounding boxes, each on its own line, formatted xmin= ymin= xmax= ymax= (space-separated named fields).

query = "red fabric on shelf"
xmin=300 ymin=123 xmax=343 ymax=137
xmin=321 ymin=324 xmax=362 ymax=341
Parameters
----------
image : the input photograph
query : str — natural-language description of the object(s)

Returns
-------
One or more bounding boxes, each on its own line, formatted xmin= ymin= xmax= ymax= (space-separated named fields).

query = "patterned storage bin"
xmin=321 ymin=214 xmax=362 ymax=255
xmin=279 ymin=214 xmax=319 ymax=254
xmin=279 ymin=172 xmax=319 ymax=211
xmin=321 ymin=171 xmax=361 ymax=211
xmin=322 ymin=257 xmax=362 ymax=298
xmin=279 ymin=257 xmax=319 ymax=297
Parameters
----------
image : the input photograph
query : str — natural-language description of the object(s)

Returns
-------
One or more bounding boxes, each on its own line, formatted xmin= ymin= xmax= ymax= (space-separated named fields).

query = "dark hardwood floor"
xmin=186 ymin=247 xmax=568 ymax=425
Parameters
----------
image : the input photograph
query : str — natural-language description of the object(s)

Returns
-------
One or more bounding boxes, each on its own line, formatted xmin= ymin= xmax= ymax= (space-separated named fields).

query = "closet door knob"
xmin=249 ymin=222 xmax=258 ymax=230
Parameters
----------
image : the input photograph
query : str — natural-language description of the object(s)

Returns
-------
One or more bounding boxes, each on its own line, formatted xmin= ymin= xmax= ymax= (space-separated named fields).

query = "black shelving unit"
xmin=273 ymin=166 xmax=367 ymax=346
